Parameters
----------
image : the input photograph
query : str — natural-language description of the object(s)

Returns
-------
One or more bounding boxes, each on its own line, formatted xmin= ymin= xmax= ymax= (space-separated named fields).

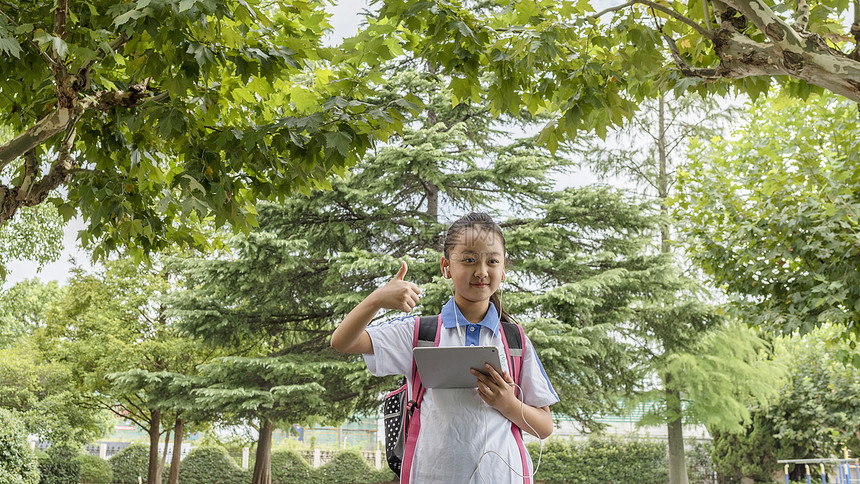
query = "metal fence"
xmin=778 ymin=459 xmax=860 ymax=484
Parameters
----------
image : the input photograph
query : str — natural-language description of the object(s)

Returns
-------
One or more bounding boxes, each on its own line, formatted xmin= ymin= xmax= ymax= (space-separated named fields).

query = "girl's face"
xmin=442 ymin=228 xmax=505 ymax=307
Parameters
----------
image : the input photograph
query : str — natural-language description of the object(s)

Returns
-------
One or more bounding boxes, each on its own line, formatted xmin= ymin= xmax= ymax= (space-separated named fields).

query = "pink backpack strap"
xmin=499 ymin=322 xmax=530 ymax=484
xmin=401 ymin=314 xmax=443 ymax=483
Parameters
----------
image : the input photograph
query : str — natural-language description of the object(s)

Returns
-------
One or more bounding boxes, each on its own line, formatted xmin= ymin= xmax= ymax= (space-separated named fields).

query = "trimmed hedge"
xmin=316 ymin=449 xmax=377 ymax=484
xmin=178 ymin=445 xmax=249 ymax=484
xmin=526 ymin=437 xmax=668 ymax=484
xmin=0 ymin=409 xmax=40 ymax=484
xmin=67 ymin=445 xmax=395 ymax=484
xmin=271 ymin=448 xmax=313 ymax=484
xmin=79 ymin=453 xmax=112 ymax=484
xmin=367 ymin=467 xmax=398 ymax=483
xmin=269 ymin=448 xmax=394 ymax=484
xmin=108 ymin=444 xmax=149 ymax=484
xmin=38 ymin=444 xmax=82 ymax=484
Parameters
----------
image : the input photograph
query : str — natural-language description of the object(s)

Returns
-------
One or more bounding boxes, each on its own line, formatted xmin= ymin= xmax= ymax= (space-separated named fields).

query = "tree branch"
xmin=101 ymin=399 xmax=150 ymax=432
xmin=721 ymin=0 xmax=804 ymax=48
xmin=591 ymin=0 xmax=714 ymax=40
xmin=51 ymin=0 xmax=71 ymax=86
xmin=702 ymin=0 xmax=715 ymax=30
xmin=664 ymin=34 xmax=720 ymax=79
xmin=851 ymin=0 xmax=860 ymax=60
xmin=0 ymin=106 xmax=82 ymax=172
xmin=18 ymin=150 xmax=39 ymax=199
xmin=54 ymin=0 xmax=68 ymax=40
xmin=793 ymin=0 xmax=810 ymax=32
xmin=0 ymin=79 xmax=157 ymax=173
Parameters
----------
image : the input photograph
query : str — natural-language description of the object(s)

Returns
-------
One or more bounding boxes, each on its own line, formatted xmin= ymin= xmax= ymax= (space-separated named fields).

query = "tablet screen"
xmin=413 ymin=346 xmax=504 ymax=389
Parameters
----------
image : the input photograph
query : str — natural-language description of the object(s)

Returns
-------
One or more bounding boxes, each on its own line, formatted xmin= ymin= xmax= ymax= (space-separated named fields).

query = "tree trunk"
xmin=667 ymin=386 xmax=689 ymax=484
xmin=158 ymin=426 xmax=170 ymax=478
xmin=657 ymin=95 xmax=671 ymax=253
xmin=167 ymin=419 xmax=184 ymax=484
xmin=251 ymin=419 xmax=274 ymax=484
xmin=426 ymin=182 xmax=439 ymax=222
xmin=147 ymin=409 xmax=161 ymax=484
xmin=658 ymin=96 xmax=688 ymax=484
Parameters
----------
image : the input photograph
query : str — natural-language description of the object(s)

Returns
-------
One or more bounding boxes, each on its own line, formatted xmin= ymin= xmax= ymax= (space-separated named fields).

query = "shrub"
xmin=317 ymin=449 xmax=376 ymax=484
xmin=368 ymin=467 xmax=397 ymax=483
xmin=271 ymin=448 xmax=313 ymax=484
xmin=686 ymin=438 xmax=716 ymax=484
xmin=526 ymin=438 xmax=574 ymax=483
xmin=38 ymin=444 xmax=82 ymax=484
xmin=526 ymin=436 xmax=668 ymax=484
xmin=0 ymin=409 xmax=39 ymax=484
xmin=178 ymin=445 xmax=249 ymax=484
xmin=79 ymin=453 xmax=112 ymax=484
xmin=108 ymin=444 xmax=149 ymax=484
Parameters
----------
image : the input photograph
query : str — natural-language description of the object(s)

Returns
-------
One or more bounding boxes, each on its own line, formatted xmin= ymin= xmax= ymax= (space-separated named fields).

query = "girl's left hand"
xmin=471 ymin=364 xmax=517 ymax=412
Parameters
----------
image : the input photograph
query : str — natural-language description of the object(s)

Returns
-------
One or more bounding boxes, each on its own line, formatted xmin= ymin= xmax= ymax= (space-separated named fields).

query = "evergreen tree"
xmin=168 ymin=67 xmax=676 ymax=483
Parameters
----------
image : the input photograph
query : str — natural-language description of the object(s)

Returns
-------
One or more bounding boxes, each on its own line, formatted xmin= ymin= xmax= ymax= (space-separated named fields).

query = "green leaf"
xmin=182 ymin=174 xmax=206 ymax=193
xmin=113 ymin=9 xmax=142 ymax=26
xmin=290 ymin=87 xmax=318 ymax=112
xmin=178 ymin=0 xmax=197 ymax=12
xmin=57 ymin=204 xmax=76 ymax=222
xmin=324 ymin=131 xmax=352 ymax=158
xmin=51 ymin=36 xmax=69 ymax=59
xmin=0 ymin=37 xmax=22 ymax=58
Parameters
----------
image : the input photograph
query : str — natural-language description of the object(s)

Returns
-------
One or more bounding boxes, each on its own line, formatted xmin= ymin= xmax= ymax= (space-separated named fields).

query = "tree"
xmin=0 ymin=120 xmax=65 ymax=281
xmin=567 ymin=92 xmax=779 ymax=484
xmin=0 ymin=408 xmax=40 ymax=484
xmin=39 ymin=258 xmax=210 ymax=484
xmin=0 ymin=279 xmax=110 ymax=447
xmin=677 ymin=93 xmax=860 ymax=340
xmin=710 ymin=325 xmax=860 ymax=482
xmin=108 ymin=367 xmax=211 ymax=484
xmin=168 ymin=66 xmax=687 ymax=484
xmin=369 ymin=0 xmax=860 ymax=154
xmin=0 ymin=0 xmax=411 ymax=260
xmin=0 ymin=278 xmax=63 ymax=348
xmin=0 ymin=205 xmax=64 ymax=281
xmin=0 ymin=341 xmax=112 ymax=447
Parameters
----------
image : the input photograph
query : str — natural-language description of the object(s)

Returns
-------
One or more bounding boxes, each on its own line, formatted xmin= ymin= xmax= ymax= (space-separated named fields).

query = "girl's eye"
xmin=462 ymin=258 xmax=476 ymax=263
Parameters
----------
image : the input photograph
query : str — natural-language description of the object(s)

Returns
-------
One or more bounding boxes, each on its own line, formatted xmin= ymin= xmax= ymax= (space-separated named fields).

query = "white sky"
xmin=3 ymin=0 xmax=601 ymax=287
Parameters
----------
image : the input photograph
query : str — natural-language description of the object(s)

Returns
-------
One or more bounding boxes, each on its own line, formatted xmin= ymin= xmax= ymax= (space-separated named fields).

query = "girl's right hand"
xmin=331 ymin=261 xmax=420 ymax=354
xmin=371 ymin=261 xmax=421 ymax=313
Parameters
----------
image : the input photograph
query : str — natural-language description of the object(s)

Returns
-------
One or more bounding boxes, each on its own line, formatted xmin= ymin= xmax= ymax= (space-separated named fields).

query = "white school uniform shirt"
xmin=364 ymin=298 xmax=559 ymax=484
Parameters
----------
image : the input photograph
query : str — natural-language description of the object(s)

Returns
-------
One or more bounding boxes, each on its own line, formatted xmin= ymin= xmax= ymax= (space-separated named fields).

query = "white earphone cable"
xmin=445 ymin=267 xmax=546 ymax=483
xmin=470 ymin=381 xmax=546 ymax=483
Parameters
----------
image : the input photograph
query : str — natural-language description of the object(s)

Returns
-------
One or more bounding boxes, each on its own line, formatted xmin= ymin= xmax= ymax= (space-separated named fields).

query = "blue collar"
xmin=440 ymin=297 xmax=501 ymax=336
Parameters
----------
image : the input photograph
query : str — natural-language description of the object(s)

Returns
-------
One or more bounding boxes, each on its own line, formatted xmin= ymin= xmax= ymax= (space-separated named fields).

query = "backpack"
xmin=383 ymin=314 xmax=527 ymax=479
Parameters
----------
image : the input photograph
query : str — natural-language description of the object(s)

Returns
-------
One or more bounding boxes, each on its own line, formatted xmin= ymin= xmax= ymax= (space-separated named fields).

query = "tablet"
xmin=413 ymin=346 xmax=504 ymax=389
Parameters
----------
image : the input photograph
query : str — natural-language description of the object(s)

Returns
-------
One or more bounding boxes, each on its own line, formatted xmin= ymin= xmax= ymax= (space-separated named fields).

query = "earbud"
xmin=444 ymin=267 xmax=450 ymax=278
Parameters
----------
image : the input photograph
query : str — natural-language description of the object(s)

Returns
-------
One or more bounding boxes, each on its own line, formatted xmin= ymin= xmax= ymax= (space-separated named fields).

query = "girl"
xmin=330 ymin=212 xmax=558 ymax=483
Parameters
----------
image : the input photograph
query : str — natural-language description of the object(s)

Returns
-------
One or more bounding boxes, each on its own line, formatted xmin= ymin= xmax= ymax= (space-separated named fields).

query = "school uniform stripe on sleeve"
xmin=531 ymin=344 xmax=559 ymax=401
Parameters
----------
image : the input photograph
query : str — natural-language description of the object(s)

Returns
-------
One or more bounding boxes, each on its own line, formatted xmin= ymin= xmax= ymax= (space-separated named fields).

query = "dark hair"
xmin=443 ymin=212 xmax=513 ymax=322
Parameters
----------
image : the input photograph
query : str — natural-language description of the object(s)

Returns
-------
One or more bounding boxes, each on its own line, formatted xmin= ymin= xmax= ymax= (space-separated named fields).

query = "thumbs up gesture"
xmin=372 ymin=261 xmax=422 ymax=313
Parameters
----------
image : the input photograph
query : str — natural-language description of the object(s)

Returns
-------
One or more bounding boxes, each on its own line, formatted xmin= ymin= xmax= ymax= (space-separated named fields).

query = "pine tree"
xmin=168 ymin=66 xmax=676 ymax=483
